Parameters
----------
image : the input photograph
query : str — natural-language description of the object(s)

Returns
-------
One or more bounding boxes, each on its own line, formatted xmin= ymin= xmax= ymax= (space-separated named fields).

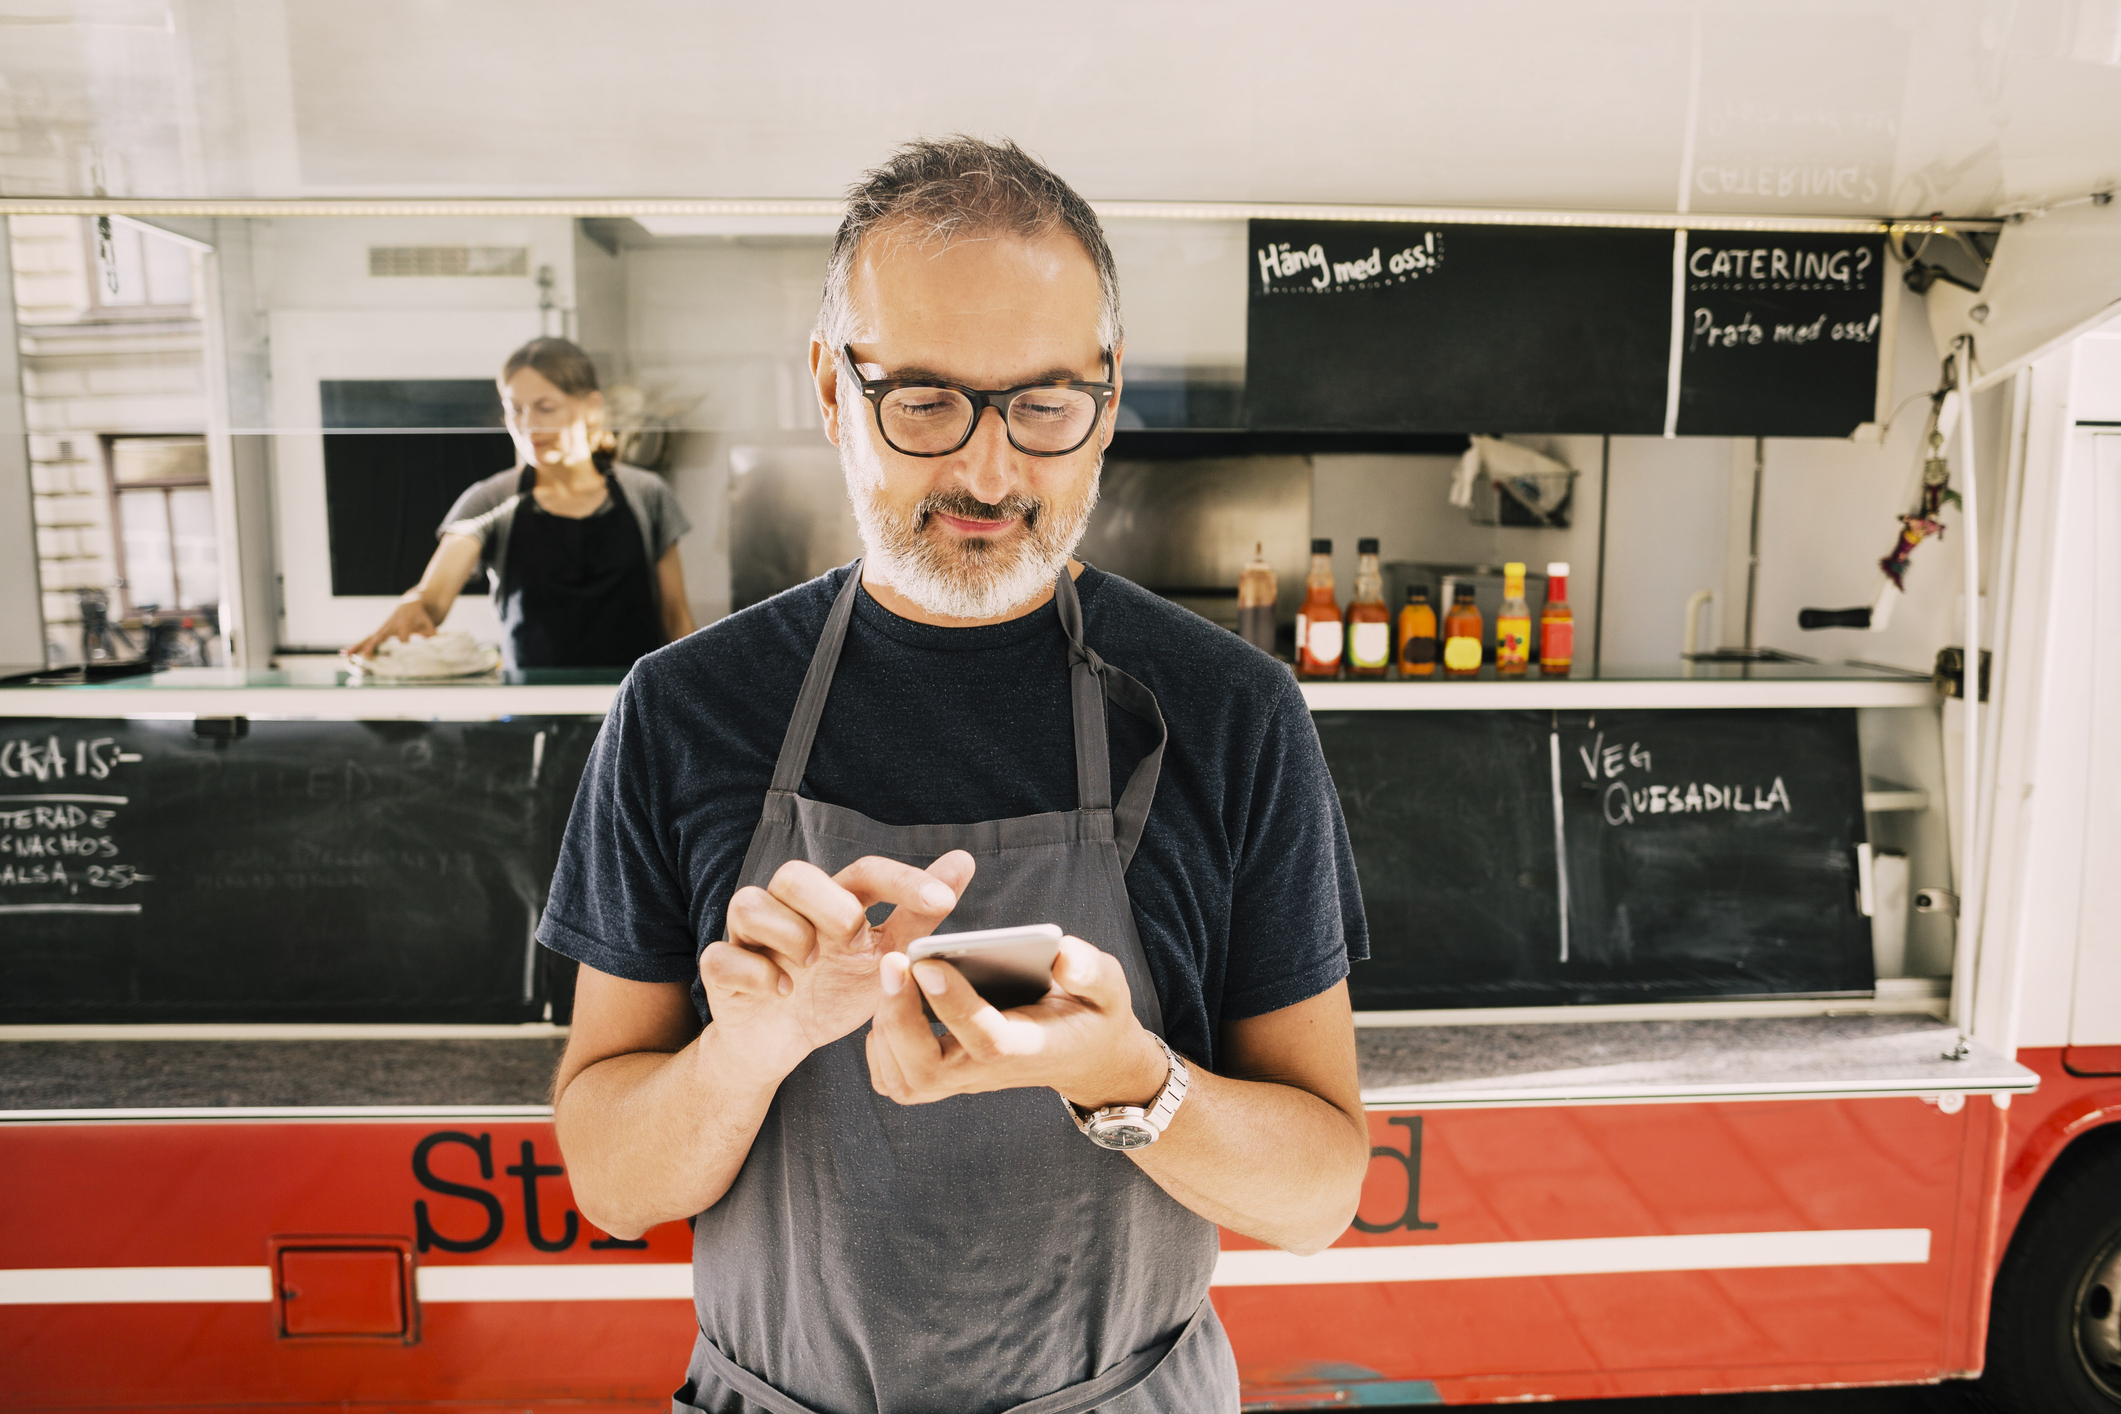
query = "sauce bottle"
xmin=1296 ymin=539 xmax=1342 ymax=679
xmin=1540 ymin=561 xmax=1574 ymax=677
xmin=1237 ymin=541 xmax=1279 ymax=656
xmin=1442 ymin=583 xmax=1483 ymax=678
xmin=1397 ymin=585 xmax=1437 ymax=676
xmin=1346 ymin=538 xmax=1390 ymax=678
xmin=1497 ymin=561 xmax=1532 ymax=676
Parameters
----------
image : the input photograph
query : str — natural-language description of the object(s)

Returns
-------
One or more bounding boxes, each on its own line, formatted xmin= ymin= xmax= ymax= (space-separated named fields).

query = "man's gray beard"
xmin=840 ymin=430 xmax=1100 ymax=621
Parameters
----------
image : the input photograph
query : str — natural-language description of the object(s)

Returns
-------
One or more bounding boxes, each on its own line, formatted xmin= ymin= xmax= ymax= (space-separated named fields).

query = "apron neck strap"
xmin=1056 ymin=568 xmax=1111 ymax=815
xmin=1055 ymin=568 xmax=1168 ymax=872
xmin=768 ymin=561 xmax=866 ymax=794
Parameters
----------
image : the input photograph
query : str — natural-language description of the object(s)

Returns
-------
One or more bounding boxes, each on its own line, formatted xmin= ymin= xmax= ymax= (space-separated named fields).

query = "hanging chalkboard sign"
xmin=1318 ymin=708 xmax=1873 ymax=1009
xmin=1245 ymin=219 xmax=1889 ymax=439
xmin=0 ymin=716 xmax=598 ymax=1023
xmin=1673 ymin=231 xmax=1887 ymax=436
xmin=1244 ymin=219 xmax=1673 ymax=435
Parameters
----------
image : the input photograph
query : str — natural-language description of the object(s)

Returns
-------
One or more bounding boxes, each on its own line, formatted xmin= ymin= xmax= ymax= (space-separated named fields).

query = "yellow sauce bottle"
xmin=1496 ymin=561 xmax=1531 ymax=676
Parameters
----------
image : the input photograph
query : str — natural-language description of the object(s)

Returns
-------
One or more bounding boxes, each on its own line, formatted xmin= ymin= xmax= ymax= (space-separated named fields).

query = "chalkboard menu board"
xmin=0 ymin=717 xmax=598 ymax=1023
xmin=1244 ymin=220 xmax=1888 ymax=439
xmin=1245 ymin=220 xmax=1672 ymax=435
xmin=1673 ymin=231 xmax=1887 ymax=436
xmin=1318 ymin=708 xmax=1873 ymax=1009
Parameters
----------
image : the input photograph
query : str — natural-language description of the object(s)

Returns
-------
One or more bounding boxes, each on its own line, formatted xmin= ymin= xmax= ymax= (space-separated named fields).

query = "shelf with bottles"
xmin=1297 ymin=663 xmax=1936 ymax=710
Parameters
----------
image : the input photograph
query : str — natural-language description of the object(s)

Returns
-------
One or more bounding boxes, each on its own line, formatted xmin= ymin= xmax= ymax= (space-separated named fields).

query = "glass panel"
xmin=321 ymin=380 xmax=503 ymax=430
xmin=142 ymin=233 xmax=194 ymax=307
xmin=111 ymin=436 xmax=208 ymax=485
xmin=117 ymin=489 xmax=176 ymax=611
xmin=167 ymin=486 xmax=221 ymax=610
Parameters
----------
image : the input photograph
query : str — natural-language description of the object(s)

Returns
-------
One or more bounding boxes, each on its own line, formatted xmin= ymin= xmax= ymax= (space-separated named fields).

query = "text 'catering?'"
xmin=0 ymin=733 xmax=151 ymax=894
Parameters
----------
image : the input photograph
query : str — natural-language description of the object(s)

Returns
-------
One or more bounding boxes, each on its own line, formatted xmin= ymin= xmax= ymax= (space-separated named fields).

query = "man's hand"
xmin=703 ymin=851 xmax=975 ymax=1083
xmin=865 ymin=935 xmax=1169 ymax=1112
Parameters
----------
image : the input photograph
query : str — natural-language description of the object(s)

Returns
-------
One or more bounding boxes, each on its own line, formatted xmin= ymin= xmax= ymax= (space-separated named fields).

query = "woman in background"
xmin=349 ymin=337 xmax=694 ymax=671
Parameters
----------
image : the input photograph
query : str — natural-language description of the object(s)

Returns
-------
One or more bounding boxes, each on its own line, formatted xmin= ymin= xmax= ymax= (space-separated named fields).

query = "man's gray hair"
xmin=817 ymin=136 xmax=1122 ymax=354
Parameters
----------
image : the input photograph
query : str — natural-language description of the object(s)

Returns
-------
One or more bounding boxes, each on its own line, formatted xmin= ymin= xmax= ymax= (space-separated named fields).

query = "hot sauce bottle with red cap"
xmin=1540 ymin=561 xmax=1574 ymax=677
xmin=1296 ymin=539 xmax=1343 ymax=679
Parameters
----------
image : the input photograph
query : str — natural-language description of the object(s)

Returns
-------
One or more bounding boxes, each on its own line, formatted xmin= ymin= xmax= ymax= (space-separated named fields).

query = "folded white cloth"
xmin=1451 ymin=434 xmax=1574 ymax=508
xmin=352 ymin=630 xmax=501 ymax=679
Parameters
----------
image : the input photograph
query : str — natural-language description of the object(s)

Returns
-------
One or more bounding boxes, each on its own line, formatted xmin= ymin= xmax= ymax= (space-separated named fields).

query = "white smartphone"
xmin=904 ymin=924 xmax=1063 ymax=1010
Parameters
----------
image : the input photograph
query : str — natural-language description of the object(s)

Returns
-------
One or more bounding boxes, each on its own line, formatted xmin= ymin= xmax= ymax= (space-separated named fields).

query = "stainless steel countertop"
xmin=0 ymin=662 xmax=1938 ymax=721
xmin=0 ymin=1015 xmax=2035 ymax=1120
xmin=1356 ymin=1014 xmax=2035 ymax=1108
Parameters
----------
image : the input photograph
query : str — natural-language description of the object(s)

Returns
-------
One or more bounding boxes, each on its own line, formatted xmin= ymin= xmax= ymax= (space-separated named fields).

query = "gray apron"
xmin=675 ymin=564 xmax=1236 ymax=1414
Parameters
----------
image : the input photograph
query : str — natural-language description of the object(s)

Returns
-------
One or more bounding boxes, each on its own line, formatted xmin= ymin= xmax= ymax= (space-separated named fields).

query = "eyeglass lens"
xmin=878 ymin=386 xmax=1099 ymax=455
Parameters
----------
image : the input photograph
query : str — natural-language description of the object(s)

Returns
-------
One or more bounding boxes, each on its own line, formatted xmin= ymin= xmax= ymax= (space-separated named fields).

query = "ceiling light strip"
xmin=0 ymin=196 xmax=2000 ymax=233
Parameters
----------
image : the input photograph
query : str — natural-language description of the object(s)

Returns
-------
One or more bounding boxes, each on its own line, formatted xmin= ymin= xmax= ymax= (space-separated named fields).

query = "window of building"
xmin=105 ymin=436 xmax=218 ymax=615
xmin=83 ymin=219 xmax=196 ymax=313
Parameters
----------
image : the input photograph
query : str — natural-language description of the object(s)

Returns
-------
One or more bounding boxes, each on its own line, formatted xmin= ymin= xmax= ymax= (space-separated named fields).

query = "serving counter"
xmin=0 ymin=1012 xmax=2032 ymax=1122
xmin=4 ymin=658 xmax=2025 ymax=1108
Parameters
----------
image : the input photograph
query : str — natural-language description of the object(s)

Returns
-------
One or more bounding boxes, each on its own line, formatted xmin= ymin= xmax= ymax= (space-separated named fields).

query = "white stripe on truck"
xmin=0 ymin=1228 xmax=1931 ymax=1305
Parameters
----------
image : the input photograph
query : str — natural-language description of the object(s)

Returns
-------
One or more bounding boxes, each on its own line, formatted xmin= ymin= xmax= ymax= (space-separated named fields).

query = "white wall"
xmin=621 ymin=236 xmax=836 ymax=627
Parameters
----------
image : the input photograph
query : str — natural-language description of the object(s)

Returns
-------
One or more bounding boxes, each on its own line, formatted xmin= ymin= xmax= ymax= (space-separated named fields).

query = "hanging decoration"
xmin=1879 ymin=361 xmax=1962 ymax=591
xmin=89 ymin=150 xmax=119 ymax=295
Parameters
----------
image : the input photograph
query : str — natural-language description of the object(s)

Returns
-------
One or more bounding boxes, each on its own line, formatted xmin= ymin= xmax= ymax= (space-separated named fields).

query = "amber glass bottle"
xmin=1540 ymin=561 xmax=1574 ymax=677
xmin=1345 ymin=538 xmax=1390 ymax=677
xmin=1397 ymin=586 xmax=1437 ymax=676
xmin=1442 ymin=583 xmax=1483 ymax=678
xmin=1296 ymin=539 xmax=1342 ymax=678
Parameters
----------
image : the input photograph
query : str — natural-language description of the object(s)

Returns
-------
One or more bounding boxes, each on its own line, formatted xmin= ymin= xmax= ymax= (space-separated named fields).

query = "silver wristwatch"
xmin=1065 ymin=1035 xmax=1189 ymax=1150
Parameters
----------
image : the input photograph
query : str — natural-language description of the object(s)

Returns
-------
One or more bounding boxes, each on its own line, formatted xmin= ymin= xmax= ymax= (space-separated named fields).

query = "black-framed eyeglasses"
xmin=842 ymin=344 xmax=1117 ymax=458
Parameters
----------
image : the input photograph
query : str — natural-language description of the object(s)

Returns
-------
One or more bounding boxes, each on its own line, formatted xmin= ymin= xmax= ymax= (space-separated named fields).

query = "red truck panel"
xmin=2 ymin=1093 xmax=2007 ymax=1409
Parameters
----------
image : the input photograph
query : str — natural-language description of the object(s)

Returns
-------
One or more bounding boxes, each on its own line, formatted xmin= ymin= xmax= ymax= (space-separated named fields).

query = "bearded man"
xmin=542 ymin=137 xmax=1371 ymax=1414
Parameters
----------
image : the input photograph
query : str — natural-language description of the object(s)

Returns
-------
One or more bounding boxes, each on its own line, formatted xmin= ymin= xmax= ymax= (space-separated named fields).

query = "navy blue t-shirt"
xmin=538 ymin=564 xmax=1367 ymax=1071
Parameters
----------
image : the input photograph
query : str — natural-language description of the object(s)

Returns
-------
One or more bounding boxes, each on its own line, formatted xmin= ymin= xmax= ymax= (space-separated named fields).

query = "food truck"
xmin=4 ymin=10 xmax=2121 ymax=1412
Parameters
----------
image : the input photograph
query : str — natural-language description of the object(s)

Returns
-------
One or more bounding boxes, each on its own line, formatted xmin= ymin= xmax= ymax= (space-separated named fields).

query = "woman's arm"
xmin=347 ymin=533 xmax=483 ymax=658
xmin=656 ymin=544 xmax=696 ymax=642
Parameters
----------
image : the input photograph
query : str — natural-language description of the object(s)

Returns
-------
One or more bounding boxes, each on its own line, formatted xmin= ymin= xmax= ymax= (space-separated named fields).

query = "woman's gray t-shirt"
xmin=438 ymin=462 xmax=690 ymax=595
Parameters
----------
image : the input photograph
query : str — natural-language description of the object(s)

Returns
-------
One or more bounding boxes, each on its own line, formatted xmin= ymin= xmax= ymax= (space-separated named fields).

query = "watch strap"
xmin=1066 ymin=1035 xmax=1189 ymax=1143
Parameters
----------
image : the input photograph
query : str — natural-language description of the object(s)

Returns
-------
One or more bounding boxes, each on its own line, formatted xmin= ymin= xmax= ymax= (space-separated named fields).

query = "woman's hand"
xmin=347 ymin=597 xmax=440 ymax=660
xmin=346 ymin=534 xmax=481 ymax=660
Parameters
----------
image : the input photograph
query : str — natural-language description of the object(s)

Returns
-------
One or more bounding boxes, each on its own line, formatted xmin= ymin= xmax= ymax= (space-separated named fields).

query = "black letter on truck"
xmin=505 ymin=1139 xmax=579 ymax=1253
xmin=413 ymin=1131 xmax=505 ymax=1253
xmin=1352 ymin=1116 xmax=1441 ymax=1234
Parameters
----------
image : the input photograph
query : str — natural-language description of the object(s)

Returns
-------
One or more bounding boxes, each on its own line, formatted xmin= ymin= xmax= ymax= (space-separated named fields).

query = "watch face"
xmin=1089 ymin=1115 xmax=1157 ymax=1150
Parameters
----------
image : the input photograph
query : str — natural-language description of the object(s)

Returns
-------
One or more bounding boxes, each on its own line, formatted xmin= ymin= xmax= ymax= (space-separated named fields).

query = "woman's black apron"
xmin=675 ymin=563 xmax=1236 ymax=1414
xmin=498 ymin=464 xmax=663 ymax=670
